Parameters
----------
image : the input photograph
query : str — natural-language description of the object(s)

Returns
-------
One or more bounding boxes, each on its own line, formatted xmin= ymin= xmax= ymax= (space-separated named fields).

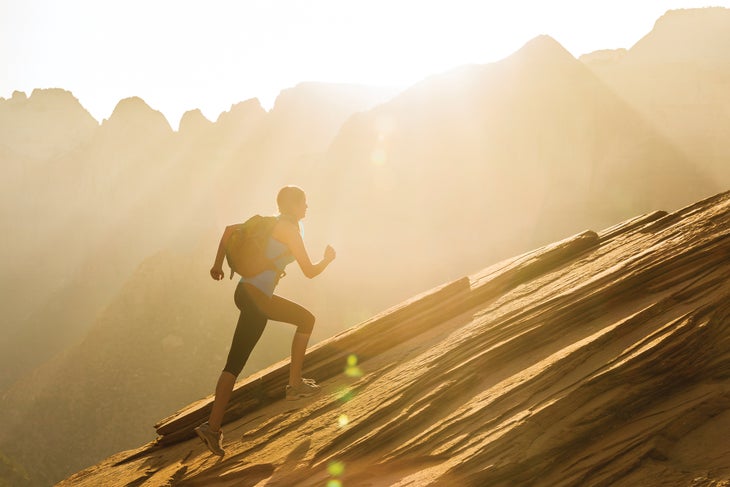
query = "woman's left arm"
xmin=282 ymin=222 xmax=336 ymax=279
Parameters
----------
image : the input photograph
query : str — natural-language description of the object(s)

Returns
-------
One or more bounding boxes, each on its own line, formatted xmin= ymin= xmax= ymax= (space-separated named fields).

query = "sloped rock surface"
xmin=60 ymin=192 xmax=730 ymax=486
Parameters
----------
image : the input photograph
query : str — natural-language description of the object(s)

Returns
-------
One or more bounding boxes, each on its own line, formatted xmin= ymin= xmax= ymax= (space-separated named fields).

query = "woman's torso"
xmin=240 ymin=220 xmax=296 ymax=297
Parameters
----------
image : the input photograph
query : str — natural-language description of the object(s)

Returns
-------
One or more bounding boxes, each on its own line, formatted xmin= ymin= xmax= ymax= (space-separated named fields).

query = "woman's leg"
xmin=208 ymin=371 xmax=236 ymax=432
xmin=243 ymin=285 xmax=315 ymax=387
xmin=267 ymin=294 xmax=315 ymax=386
xmin=289 ymin=330 xmax=311 ymax=386
xmin=208 ymin=284 xmax=268 ymax=431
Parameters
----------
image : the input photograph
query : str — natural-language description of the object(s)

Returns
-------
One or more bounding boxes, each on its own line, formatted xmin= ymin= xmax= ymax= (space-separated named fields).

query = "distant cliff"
xmin=582 ymin=7 xmax=730 ymax=186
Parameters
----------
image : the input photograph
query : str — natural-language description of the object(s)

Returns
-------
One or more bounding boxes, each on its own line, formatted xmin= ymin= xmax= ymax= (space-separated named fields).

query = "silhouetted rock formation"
xmin=624 ymin=7 xmax=730 ymax=64
xmin=319 ymin=32 xmax=716 ymax=312
xmin=178 ymin=108 xmax=214 ymax=135
xmin=0 ymin=88 xmax=97 ymax=159
xmin=60 ymin=190 xmax=730 ymax=486
xmin=582 ymin=7 xmax=730 ymax=187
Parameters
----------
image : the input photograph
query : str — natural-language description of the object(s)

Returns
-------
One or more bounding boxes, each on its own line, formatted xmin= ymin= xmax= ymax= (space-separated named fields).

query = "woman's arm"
xmin=210 ymin=224 xmax=239 ymax=280
xmin=279 ymin=221 xmax=336 ymax=279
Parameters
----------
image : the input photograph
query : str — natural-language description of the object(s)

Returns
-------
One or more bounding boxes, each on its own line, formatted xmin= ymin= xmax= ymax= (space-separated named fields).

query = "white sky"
xmin=2 ymin=0 xmax=728 ymax=127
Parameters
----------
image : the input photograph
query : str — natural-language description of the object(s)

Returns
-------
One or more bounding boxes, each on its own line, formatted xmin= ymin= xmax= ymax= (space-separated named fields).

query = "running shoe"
xmin=194 ymin=422 xmax=225 ymax=456
xmin=286 ymin=379 xmax=321 ymax=400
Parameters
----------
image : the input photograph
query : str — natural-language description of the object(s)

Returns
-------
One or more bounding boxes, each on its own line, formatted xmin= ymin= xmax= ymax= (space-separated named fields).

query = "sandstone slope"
xmin=61 ymin=191 xmax=730 ymax=486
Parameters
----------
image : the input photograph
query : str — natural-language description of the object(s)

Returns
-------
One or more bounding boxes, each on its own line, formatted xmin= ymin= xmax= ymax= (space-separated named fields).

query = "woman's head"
xmin=277 ymin=185 xmax=307 ymax=220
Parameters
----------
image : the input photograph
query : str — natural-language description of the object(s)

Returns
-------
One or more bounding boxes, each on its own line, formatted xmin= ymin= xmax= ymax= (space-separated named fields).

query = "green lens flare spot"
xmin=345 ymin=366 xmax=363 ymax=378
xmin=338 ymin=414 xmax=349 ymax=427
xmin=345 ymin=354 xmax=363 ymax=377
xmin=326 ymin=480 xmax=342 ymax=487
xmin=337 ymin=387 xmax=356 ymax=402
xmin=328 ymin=461 xmax=345 ymax=477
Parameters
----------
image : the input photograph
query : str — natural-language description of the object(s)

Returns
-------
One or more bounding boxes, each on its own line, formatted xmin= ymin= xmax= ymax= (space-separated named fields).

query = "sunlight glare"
xmin=370 ymin=147 xmax=387 ymax=166
xmin=345 ymin=354 xmax=364 ymax=377
xmin=328 ymin=461 xmax=346 ymax=477
xmin=338 ymin=386 xmax=356 ymax=403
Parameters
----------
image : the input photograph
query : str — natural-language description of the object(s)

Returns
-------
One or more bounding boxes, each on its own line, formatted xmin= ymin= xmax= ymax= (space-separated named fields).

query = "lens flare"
xmin=338 ymin=414 xmax=349 ymax=427
xmin=371 ymin=147 xmax=387 ymax=166
xmin=338 ymin=386 xmax=356 ymax=402
xmin=328 ymin=461 xmax=345 ymax=476
xmin=326 ymin=481 xmax=342 ymax=487
xmin=345 ymin=354 xmax=363 ymax=377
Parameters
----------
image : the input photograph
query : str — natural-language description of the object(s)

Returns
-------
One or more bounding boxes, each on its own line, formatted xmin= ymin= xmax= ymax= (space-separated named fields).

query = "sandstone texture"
xmin=60 ymin=191 xmax=730 ymax=486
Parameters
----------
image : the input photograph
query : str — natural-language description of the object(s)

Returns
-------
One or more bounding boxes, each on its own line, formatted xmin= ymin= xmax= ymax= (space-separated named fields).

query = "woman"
xmin=195 ymin=186 xmax=336 ymax=456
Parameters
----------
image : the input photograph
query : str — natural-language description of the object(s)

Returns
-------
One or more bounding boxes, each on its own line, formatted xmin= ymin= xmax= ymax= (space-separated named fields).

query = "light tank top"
xmin=239 ymin=237 xmax=295 ymax=297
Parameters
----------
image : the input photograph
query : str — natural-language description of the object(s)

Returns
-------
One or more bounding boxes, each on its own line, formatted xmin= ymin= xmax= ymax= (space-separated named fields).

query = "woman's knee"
xmin=223 ymin=359 xmax=244 ymax=377
xmin=298 ymin=310 xmax=315 ymax=334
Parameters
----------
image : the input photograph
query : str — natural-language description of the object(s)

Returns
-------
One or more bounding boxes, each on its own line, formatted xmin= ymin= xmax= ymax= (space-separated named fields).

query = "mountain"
xmin=0 ymin=95 xmax=176 ymax=393
xmin=262 ymin=82 xmax=401 ymax=165
xmin=620 ymin=7 xmax=730 ymax=65
xmin=60 ymin=190 xmax=730 ymax=486
xmin=581 ymin=7 xmax=730 ymax=186
xmin=178 ymin=108 xmax=214 ymax=134
xmin=0 ymin=88 xmax=97 ymax=160
xmin=0 ymin=84 xmax=395 ymax=394
xmin=312 ymin=34 xmax=717 ymax=311
xmin=0 ymin=88 xmax=98 ymax=328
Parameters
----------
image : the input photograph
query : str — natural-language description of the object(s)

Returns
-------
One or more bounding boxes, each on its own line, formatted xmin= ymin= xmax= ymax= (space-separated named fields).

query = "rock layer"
xmin=59 ymin=191 xmax=730 ymax=486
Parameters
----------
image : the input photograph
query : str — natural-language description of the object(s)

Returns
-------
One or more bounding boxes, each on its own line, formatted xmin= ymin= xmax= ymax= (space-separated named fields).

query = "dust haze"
xmin=1 ymin=7 xmax=729 ymax=486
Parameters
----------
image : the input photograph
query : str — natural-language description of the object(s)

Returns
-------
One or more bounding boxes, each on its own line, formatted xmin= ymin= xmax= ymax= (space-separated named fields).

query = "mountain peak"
xmin=1 ymin=87 xmax=94 ymax=119
xmin=625 ymin=7 xmax=730 ymax=64
xmin=215 ymin=97 xmax=265 ymax=124
xmin=178 ymin=108 xmax=213 ymax=134
xmin=513 ymin=34 xmax=575 ymax=63
xmin=102 ymin=96 xmax=172 ymax=133
xmin=494 ymin=34 xmax=582 ymax=80
xmin=0 ymin=88 xmax=97 ymax=158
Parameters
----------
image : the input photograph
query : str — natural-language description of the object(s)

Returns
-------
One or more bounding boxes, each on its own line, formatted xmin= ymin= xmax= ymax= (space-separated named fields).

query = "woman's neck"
xmin=279 ymin=213 xmax=299 ymax=223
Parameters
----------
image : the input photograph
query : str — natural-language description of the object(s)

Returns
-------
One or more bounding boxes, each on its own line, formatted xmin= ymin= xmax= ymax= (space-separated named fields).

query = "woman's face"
xmin=292 ymin=195 xmax=308 ymax=220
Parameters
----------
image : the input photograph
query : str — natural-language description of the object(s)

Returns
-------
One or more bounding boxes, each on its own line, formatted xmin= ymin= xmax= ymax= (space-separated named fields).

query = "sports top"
xmin=239 ymin=236 xmax=295 ymax=297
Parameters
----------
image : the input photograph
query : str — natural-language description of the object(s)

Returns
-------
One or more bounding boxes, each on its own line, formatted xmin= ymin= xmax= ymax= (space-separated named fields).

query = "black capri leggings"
xmin=223 ymin=282 xmax=315 ymax=377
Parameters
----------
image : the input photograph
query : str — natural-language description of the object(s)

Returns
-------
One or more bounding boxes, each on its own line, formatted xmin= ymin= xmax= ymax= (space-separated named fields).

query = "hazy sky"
xmin=2 ymin=0 xmax=728 ymax=126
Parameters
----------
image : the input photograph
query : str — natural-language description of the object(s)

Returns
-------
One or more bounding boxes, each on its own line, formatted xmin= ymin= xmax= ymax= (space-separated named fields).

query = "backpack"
xmin=225 ymin=215 xmax=281 ymax=279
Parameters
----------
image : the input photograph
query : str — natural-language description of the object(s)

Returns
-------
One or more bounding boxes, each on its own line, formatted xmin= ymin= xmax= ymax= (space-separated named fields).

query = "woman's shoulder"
xmin=272 ymin=217 xmax=299 ymax=241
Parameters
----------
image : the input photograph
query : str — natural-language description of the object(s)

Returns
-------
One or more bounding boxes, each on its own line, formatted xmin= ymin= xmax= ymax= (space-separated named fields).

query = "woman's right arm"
xmin=210 ymin=224 xmax=237 ymax=280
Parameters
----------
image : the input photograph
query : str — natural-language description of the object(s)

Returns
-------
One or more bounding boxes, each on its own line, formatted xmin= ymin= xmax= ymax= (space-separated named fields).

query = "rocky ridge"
xmin=61 ymin=190 xmax=730 ymax=486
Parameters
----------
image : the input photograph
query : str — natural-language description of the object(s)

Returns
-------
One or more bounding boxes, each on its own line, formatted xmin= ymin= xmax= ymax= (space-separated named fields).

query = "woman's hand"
xmin=324 ymin=245 xmax=336 ymax=263
xmin=210 ymin=266 xmax=225 ymax=281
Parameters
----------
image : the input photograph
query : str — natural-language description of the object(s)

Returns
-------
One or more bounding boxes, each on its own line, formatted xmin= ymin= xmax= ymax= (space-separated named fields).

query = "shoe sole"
xmin=195 ymin=428 xmax=225 ymax=456
xmin=286 ymin=389 xmax=321 ymax=401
